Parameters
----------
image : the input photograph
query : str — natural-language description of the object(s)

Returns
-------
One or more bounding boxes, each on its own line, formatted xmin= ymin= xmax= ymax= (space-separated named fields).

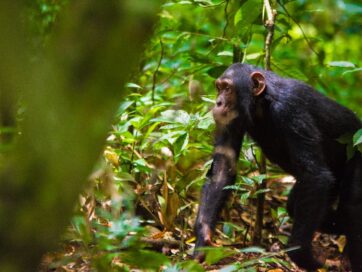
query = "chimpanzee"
xmin=194 ymin=63 xmax=362 ymax=271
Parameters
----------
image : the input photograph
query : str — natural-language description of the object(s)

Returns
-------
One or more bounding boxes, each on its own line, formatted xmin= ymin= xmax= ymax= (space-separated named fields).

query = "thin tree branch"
xmin=222 ymin=0 xmax=230 ymax=38
xmin=264 ymin=1 xmax=277 ymax=71
xmin=253 ymin=0 xmax=277 ymax=245
xmin=276 ymin=0 xmax=320 ymax=58
xmin=152 ymin=39 xmax=164 ymax=104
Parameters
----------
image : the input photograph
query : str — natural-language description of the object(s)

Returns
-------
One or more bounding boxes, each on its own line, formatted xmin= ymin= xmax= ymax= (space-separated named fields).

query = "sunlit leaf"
xmin=165 ymin=260 xmax=205 ymax=272
xmin=220 ymin=264 xmax=240 ymax=272
xmin=125 ymin=82 xmax=143 ymax=89
xmin=328 ymin=61 xmax=355 ymax=68
xmin=239 ymin=246 xmax=265 ymax=253
xmin=153 ymin=110 xmax=190 ymax=125
xmin=353 ymin=129 xmax=362 ymax=146
xmin=217 ymin=51 xmax=233 ymax=57
xmin=133 ymin=159 xmax=152 ymax=173
xmin=234 ymin=8 xmax=242 ymax=26
xmin=342 ymin=68 xmax=362 ymax=75
xmin=344 ymin=3 xmax=362 ymax=14
xmin=252 ymin=174 xmax=267 ymax=184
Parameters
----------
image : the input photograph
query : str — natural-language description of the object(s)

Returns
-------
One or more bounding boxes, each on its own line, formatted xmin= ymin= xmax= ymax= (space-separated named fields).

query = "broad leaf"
xmin=207 ymin=65 xmax=229 ymax=78
xmin=353 ymin=129 xmax=362 ymax=146
xmin=328 ymin=61 xmax=355 ymax=68
xmin=121 ymin=250 xmax=170 ymax=269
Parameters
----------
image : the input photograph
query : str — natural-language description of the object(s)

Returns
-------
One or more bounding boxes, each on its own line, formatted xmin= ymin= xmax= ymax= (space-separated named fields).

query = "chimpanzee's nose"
xmin=216 ymin=98 xmax=223 ymax=107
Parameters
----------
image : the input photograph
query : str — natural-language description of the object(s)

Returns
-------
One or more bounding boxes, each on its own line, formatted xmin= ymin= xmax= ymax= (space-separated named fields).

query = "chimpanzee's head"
xmin=213 ymin=63 xmax=266 ymax=126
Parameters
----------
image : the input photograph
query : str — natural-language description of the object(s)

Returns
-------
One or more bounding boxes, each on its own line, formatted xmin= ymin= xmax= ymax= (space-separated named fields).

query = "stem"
xmin=222 ymin=0 xmax=230 ymax=38
xmin=264 ymin=0 xmax=277 ymax=71
xmin=253 ymin=0 xmax=277 ymax=245
xmin=152 ymin=39 xmax=164 ymax=105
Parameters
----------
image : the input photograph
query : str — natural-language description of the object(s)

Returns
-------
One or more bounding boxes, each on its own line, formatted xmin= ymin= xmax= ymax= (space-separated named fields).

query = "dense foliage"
xmin=15 ymin=0 xmax=362 ymax=271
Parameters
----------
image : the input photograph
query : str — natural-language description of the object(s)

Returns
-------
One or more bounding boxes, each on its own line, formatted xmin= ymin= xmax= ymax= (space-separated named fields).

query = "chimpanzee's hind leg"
xmin=341 ymin=154 xmax=362 ymax=271
xmin=345 ymin=204 xmax=362 ymax=271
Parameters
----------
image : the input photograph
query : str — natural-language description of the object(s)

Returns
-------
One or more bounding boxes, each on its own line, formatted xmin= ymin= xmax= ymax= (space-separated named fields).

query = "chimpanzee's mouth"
xmin=212 ymin=106 xmax=238 ymax=125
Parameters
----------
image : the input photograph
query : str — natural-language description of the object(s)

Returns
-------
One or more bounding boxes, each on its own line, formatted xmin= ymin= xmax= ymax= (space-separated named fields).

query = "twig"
xmin=264 ymin=0 xmax=277 ymax=71
xmin=152 ymin=39 xmax=164 ymax=104
xmin=276 ymin=0 xmax=320 ymax=58
xmin=253 ymin=0 xmax=277 ymax=245
xmin=163 ymin=29 xmax=229 ymax=41
xmin=222 ymin=0 xmax=230 ymax=38
xmin=96 ymin=237 xmax=181 ymax=255
xmin=140 ymin=237 xmax=181 ymax=250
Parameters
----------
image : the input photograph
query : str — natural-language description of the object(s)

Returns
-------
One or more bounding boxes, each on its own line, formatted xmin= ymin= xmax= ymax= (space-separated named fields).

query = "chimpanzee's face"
xmin=213 ymin=75 xmax=239 ymax=126
xmin=213 ymin=64 xmax=267 ymax=126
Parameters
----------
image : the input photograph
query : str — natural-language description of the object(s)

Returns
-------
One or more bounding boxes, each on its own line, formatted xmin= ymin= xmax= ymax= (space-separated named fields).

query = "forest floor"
xmin=40 ymin=177 xmax=351 ymax=272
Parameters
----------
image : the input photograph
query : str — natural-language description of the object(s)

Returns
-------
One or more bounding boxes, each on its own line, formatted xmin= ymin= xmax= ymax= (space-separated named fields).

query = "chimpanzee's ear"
xmin=250 ymin=71 xmax=266 ymax=96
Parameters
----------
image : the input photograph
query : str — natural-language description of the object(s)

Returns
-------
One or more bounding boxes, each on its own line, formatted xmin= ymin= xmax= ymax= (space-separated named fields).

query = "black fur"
xmin=194 ymin=63 xmax=362 ymax=271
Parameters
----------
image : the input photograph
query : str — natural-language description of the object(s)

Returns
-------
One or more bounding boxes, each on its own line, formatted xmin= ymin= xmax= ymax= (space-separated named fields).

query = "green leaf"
xmin=337 ymin=133 xmax=353 ymax=144
xmin=246 ymin=52 xmax=263 ymax=60
xmin=178 ymin=0 xmax=193 ymax=5
xmin=234 ymin=8 xmax=242 ymax=26
xmin=277 ymin=234 xmax=289 ymax=245
xmin=153 ymin=110 xmax=190 ymax=124
xmin=240 ymin=191 xmax=250 ymax=205
xmin=121 ymin=250 xmax=170 ymax=269
xmin=328 ymin=61 xmax=355 ymax=68
xmin=217 ymin=51 xmax=233 ymax=57
xmin=157 ymin=195 xmax=166 ymax=212
xmin=223 ymin=222 xmax=233 ymax=237
xmin=195 ymin=0 xmax=215 ymax=6
xmin=235 ymin=0 xmax=262 ymax=26
xmin=175 ymin=260 xmax=205 ymax=272
xmin=116 ymin=172 xmax=135 ymax=182
xmin=189 ymin=52 xmax=211 ymax=64
xmin=158 ymin=131 xmax=184 ymax=144
xmin=199 ymin=247 xmax=236 ymax=265
xmin=117 ymin=101 xmax=134 ymax=115
xmin=126 ymin=82 xmax=143 ymax=89
xmin=347 ymin=143 xmax=356 ymax=160
xmin=252 ymin=174 xmax=267 ymax=184
xmin=239 ymin=246 xmax=265 ymax=253
xmin=343 ymin=68 xmax=362 ymax=75
xmin=71 ymin=216 xmax=92 ymax=244
xmin=277 ymin=207 xmax=287 ymax=218
xmin=220 ymin=264 xmax=240 ymax=272
xmin=241 ymin=176 xmax=255 ymax=185
xmin=254 ymin=188 xmax=270 ymax=195
xmin=201 ymin=97 xmax=216 ymax=104
xmin=174 ymin=133 xmax=189 ymax=157
xmin=344 ymin=3 xmax=362 ymax=14
xmin=133 ymin=159 xmax=152 ymax=173
xmin=197 ymin=112 xmax=214 ymax=130
xmin=353 ymin=129 xmax=362 ymax=146
xmin=207 ymin=65 xmax=229 ymax=78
